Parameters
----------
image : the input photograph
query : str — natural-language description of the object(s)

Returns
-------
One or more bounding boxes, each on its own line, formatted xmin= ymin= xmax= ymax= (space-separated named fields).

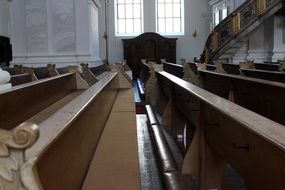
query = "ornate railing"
xmin=201 ymin=0 xmax=285 ymax=64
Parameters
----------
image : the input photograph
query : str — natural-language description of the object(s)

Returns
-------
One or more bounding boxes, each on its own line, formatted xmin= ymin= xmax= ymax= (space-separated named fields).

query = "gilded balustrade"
xmin=201 ymin=0 xmax=282 ymax=64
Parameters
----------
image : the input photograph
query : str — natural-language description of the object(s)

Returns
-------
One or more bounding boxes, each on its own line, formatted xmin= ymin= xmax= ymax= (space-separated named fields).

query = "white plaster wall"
xmin=52 ymin=0 xmax=76 ymax=53
xmin=233 ymin=0 xmax=245 ymax=8
xmin=10 ymin=0 xmax=102 ymax=67
xmin=247 ymin=18 xmax=274 ymax=63
xmin=25 ymin=0 xmax=48 ymax=53
xmin=0 ymin=0 xmax=11 ymax=37
xmin=98 ymin=0 xmax=211 ymax=64
xmin=272 ymin=15 xmax=285 ymax=61
xmin=90 ymin=2 xmax=100 ymax=60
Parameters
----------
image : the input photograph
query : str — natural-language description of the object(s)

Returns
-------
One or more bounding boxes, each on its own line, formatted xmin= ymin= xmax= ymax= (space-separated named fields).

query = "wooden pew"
xmin=0 ymin=66 xmax=140 ymax=189
xmin=9 ymin=73 xmax=33 ymax=86
xmin=254 ymin=62 xmax=280 ymax=71
xmin=199 ymin=69 xmax=285 ymax=125
xmin=159 ymin=61 xmax=285 ymax=125
xmin=146 ymin=70 xmax=285 ymax=189
xmin=240 ymin=68 xmax=285 ymax=83
xmin=4 ymin=64 xmax=69 ymax=86
xmin=0 ymin=73 xmax=79 ymax=130
xmin=162 ymin=61 xmax=184 ymax=78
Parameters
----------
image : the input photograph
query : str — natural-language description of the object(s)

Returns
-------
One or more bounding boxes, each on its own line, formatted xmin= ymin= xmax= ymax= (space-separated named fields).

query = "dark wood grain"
xmin=122 ymin=32 xmax=177 ymax=77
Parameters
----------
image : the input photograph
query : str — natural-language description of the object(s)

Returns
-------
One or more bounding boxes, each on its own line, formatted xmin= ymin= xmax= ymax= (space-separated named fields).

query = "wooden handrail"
xmin=151 ymin=71 xmax=285 ymax=189
xmin=158 ymin=71 xmax=285 ymax=150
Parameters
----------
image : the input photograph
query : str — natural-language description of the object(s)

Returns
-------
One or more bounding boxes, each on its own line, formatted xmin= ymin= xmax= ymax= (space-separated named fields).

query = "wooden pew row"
xmin=254 ymin=62 xmax=280 ymax=71
xmin=145 ymin=105 xmax=187 ymax=190
xmin=4 ymin=65 xmax=70 ymax=86
xmin=5 ymin=63 xmax=109 ymax=87
xmin=161 ymin=61 xmax=285 ymax=125
xmin=0 ymin=72 xmax=79 ymax=130
xmin=0 ymin=68 xmax=140 ymax=189
xmin=241 ymin=68 xmax=285 ymax=83
xmin=212 ymin=61 xmax=285 ymax=83
xmin=223 ymin=62 xmax=281 ymax=73
xmin=148 ymin=70 xmax=285 ymax=189
xmin=162 ymin=61 xmax=184 ymax=78
xmin=162 ymin=60 xmax=285 ymax=83
xmin=9 ymin=73 xmax=32 ymax=86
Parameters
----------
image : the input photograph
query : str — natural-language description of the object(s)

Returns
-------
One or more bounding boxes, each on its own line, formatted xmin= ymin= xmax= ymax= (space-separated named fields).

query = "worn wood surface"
xmin=9 ymin=73 xmax=32 ymax=86
xmin=26 ymin=72 xmax=119 ymax=190
xmin=82 ymin=88 xmax=140 ymax=190
xmin=199 ymin=69 xmax=285 ymax=125
xmin=154 ymin=71 xmax=285 ymax=189
xmin=0 ymin=73 xmax=76 ymax=130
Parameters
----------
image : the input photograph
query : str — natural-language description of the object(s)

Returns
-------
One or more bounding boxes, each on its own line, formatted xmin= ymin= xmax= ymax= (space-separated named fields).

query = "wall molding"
xmin=11 ymin=54 xmax=102 ymax=67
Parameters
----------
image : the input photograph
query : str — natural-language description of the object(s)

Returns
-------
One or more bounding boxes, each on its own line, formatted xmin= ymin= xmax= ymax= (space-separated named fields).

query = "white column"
xmin=247 ymin=18 xmax=274 ymax=63
xmin=272 ymin=15 xmax=285 ymax=61
xmin=232 ymin=42 xmax=249 ymax=64
xmin=0 ymin=0 xmax=11 ymax=38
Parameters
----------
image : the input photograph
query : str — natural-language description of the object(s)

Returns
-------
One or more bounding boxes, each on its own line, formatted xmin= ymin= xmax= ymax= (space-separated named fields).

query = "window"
xmin=156 ymin=0 xmax=184 ymax=35
xmin=213 ymin=3 xmax=228 ymax=27
xmin=222 ymin=4 xmax=228 ymax=20
xmin=115 ymin=0 xmax=143 ymax=36
xmin=214 ymin=8 xmax=219 ymax=26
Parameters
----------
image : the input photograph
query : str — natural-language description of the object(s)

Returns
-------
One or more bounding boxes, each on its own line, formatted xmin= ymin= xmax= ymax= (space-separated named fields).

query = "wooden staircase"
xmin=201 ymin=0 xmax=285 ymax=64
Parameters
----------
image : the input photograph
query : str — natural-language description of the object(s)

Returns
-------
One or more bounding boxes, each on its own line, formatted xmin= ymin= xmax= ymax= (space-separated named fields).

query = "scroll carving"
xmin=180 ymin=58 xmax=186 ymax=65
xmin=148 ymin=62 xmax=163 ymax=72
xmin=14 ymin=65 xmax=23 ymax=74
xmin=182 ymin=62 xmax=200 ymax=86
xmin=141 ymin=59 xmax=147 ymax=65
xmin=47 ymin=64 xmax=59 ymax=77
xmin=278 ymin=60 xmax=285 ymax=71
xmin=13 ymin=65 xmax=38 ymax=81
xmin=0 ymin=122 xmax=42 ymax=189
xmin=239 ymin=60 xmax=255 ymax=70
xmin=196 ymin=63 xmax=207 ymax=70
xmin=80 ymin=63 xmax=99 ymax=87
xmin=110 ymin=61 xmax=133 ymax=85
xmin=214 ymin=60 xmax=226 ymax=74
xmin=160 ymin=59 xmax=166 ymax=64
xmin=145 ymin=62 xmax=162 ymax=105
xmin=67 ymin=65 xmax=79 ymax=73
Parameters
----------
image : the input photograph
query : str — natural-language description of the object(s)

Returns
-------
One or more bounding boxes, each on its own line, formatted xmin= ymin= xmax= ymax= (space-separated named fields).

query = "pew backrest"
xmin=155 ymin=71 xmax=285 ymax=190
xmin=24 ymin=72 xmax=119 ymax=190
xmin=0 ymin=73 xmax=78 ymax=130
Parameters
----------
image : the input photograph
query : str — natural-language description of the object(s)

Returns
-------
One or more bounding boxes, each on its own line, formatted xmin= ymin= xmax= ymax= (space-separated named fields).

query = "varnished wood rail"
xmin=0 ymin=68 xmax=139 ymax=189
xmin=150 ymin=71 xmax=285 ymax=190
xmin=160 ymin=61 xmax=285 ymax=125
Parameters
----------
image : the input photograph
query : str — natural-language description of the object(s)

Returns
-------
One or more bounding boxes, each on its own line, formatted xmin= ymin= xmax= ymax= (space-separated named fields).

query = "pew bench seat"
xmin=19 ymin=71 xmax=141 ymax=190
xmin=82 ymin=88 xmax=141 ymax=190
